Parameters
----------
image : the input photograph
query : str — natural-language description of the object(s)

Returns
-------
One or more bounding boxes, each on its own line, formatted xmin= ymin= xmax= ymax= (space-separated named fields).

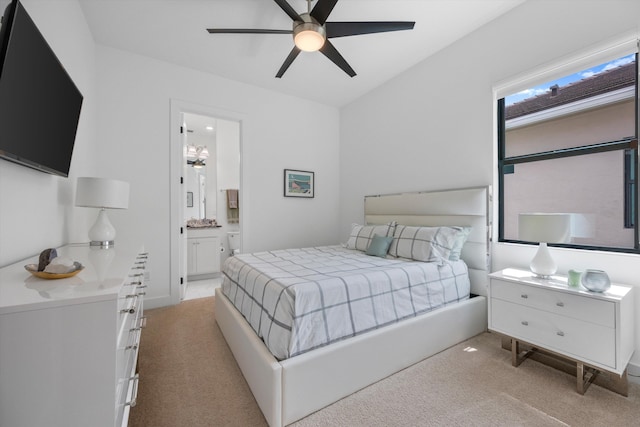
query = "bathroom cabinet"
xmin=187 ymin=227 xmax=221 ymax=278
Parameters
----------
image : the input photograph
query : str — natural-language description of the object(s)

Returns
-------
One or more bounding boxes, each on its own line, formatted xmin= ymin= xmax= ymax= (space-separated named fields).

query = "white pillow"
xmin=346 ymin=222 xmax=396 ymax=252
xmin=389 ymin=225 xmax=463 ymax=262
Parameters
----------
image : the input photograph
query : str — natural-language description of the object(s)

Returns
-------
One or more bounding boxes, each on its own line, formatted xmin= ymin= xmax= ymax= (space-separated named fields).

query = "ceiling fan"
xmin=206 ymin=0 xmax=415 ymax=78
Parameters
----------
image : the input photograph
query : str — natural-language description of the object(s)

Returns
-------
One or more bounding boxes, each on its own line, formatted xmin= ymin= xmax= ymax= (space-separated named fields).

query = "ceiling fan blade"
xmin=207 ymin=29 xmax=292 ymax=34
xmin=273 ymin=0 xmax=301 ymax=22
xmin=276 ymin=46 xmax=301 ymax=78
xmin=310 ymin=0 xmax=338 ymax=25
xmin=319 ymin=40 xmax=356 ymax=77
xmin=326 ymin=21 xmax=415 ymax=38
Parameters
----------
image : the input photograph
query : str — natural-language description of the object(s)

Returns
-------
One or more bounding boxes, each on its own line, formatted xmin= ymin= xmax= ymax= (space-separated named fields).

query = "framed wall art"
xmin=284 ymin=169 xmax=314 ymax=198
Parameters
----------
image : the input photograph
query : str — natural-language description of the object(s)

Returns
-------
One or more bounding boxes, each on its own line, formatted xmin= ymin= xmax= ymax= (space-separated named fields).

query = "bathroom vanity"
xmin=186 ymin=227 xmax=222 ymax=278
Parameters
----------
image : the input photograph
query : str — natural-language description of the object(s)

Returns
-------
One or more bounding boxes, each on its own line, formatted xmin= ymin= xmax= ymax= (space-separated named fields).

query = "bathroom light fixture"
xmin=186 ymin=144 xmax=198 ymax=158
xmin=519 ymin=213 xmax=571 ymax=277
xmin=186 ymin=144 xmax=209 ymax=160
xmin=76 ymin=177 xmax=130 ymax=247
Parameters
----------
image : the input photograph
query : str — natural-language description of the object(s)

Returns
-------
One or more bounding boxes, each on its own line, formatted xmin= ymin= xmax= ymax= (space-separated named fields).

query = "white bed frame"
xmin=215 ymin=186 xmax=492 ymax=426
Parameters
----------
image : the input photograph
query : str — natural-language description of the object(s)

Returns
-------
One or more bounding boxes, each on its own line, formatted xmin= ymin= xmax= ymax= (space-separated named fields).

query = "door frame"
xmin=169 ymin=99 xmax=245 ymax=305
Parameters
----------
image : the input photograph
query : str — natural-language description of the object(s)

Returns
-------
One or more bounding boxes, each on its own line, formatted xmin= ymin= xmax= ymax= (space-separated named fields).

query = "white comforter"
xmin=221 ymin=245 xmax=470 ymax=360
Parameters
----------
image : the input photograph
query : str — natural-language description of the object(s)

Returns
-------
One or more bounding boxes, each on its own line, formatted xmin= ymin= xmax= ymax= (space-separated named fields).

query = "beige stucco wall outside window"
xmin=503 ymin=98 xmax=635 ymax=248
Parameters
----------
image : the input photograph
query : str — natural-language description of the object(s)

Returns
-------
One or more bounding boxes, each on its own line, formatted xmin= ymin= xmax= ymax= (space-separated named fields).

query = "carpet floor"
xmin=129 ymin=297 xmax=640 ymax=426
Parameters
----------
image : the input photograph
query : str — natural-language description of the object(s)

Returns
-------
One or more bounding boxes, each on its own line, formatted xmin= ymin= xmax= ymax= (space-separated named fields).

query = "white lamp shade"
xmin=76 ymin=177 xmax=129 ymax=209
xmin=518 ymin=213 xmax=571 ymax=244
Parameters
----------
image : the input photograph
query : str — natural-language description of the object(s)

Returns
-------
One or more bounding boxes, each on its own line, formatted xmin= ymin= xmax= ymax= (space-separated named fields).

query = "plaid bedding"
xmin=221 ymin=245 xmax=470 ymax=360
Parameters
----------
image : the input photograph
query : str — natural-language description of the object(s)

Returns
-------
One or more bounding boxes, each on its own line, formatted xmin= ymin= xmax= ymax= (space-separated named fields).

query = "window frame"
xmin=497 ymin=54 xmax=640 ymax=254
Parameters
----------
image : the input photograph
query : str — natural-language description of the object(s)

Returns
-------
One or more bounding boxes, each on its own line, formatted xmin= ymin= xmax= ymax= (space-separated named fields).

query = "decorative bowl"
xmin=25 ymin=263 xmax=84 ymax=280
xmin=581 ymin=269 xmax=610 ymax=292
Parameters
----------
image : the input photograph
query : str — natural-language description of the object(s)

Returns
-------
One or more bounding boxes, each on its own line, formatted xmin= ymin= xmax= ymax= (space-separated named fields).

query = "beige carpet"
xmin=130 ymin=297 xmax=640 ymax=426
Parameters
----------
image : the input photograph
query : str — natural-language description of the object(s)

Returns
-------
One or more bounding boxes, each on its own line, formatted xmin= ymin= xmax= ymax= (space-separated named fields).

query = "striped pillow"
xmin=346 ymin=222 xmax=396 ymax=252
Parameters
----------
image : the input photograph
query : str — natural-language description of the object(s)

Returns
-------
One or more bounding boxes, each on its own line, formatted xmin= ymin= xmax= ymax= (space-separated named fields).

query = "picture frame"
xmin=284 ymin=169 xmax=314 ymax=198
xmin=186 ymin=191 xmax=193 ymax=207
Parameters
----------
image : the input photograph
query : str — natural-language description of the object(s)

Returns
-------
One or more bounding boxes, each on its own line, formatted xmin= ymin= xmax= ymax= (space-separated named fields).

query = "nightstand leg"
xmin=577 ymin=362 xmax=598 ymax=395
xmin=511 ymin=338 xmax=535 ymax=367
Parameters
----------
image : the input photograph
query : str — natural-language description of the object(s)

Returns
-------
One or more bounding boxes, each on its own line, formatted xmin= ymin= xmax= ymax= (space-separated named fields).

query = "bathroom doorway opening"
xmin=169 ymin=100 xmax=243 ymax=304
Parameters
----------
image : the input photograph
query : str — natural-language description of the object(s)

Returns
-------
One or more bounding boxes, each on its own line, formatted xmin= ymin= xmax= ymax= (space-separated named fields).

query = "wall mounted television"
xmin=0 ymin=0 xmax=83 ymax=177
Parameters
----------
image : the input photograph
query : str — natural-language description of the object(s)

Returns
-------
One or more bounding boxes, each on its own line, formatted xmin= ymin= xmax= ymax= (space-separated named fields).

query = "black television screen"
xmin=0 ymin=0 xmax=83 ymax=177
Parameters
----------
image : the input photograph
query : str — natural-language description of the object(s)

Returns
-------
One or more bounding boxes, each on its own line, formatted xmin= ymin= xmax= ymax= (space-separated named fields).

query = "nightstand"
xmin=488 ymin=268 xmax=634 ymax=395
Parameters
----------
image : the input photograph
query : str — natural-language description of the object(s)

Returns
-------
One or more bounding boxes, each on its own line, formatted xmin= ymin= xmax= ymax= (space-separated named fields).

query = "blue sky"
xmin=505 ymin=54 xmax=636 ymax=106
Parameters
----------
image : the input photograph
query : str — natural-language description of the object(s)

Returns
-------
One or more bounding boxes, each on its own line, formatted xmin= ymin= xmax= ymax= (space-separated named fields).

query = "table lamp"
xmin=76 ymin=177 xmax=129 ymax=247
xmin=518 ymin=213 xmax=571 ymax=278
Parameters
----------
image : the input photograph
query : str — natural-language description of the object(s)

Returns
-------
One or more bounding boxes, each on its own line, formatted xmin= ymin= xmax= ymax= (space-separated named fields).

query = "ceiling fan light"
xmin=294 ymin=22 xmax=325 ymax=52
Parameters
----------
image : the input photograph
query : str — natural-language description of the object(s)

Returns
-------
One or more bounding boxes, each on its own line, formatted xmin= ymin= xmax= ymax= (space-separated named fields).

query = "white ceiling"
xmin=79 ymin=0 xmax=524 ymax=107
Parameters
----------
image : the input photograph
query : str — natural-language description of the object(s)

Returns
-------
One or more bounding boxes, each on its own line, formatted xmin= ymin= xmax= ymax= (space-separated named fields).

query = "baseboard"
xmin=627 ymin=362 xmax=640 ymax=385
xmin=144 ymin=295 xmax=173 ymax=309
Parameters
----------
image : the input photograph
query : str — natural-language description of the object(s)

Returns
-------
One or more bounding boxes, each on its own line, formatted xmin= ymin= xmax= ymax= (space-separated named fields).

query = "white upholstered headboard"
xmin=364 ymin=186 xmax=492 ymax=297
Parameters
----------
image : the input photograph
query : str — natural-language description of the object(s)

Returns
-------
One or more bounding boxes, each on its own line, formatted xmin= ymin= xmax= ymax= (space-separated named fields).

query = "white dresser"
xmin=488 ymin=268 xmax=634 ymax=394
xmin=0 ymin=243 xmax=148 ymax=427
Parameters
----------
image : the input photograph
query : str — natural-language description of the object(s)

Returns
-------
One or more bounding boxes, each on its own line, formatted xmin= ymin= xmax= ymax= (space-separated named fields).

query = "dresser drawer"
xmin=491 ymin=298 xmax=616 ymax=368
xmin=490 ymin=279 xmax=615 ymax=328
xmin=116 ymin=253 xmax=147 ymax=427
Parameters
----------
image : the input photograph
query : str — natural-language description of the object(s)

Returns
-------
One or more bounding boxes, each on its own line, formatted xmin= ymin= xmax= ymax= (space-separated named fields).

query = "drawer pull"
xmin=121 ymin=296 xmax=138 ymax=314
xmin=127 ymin=281 xmax=142 ymax=286
xmin=556 ymin=302 xmax=564 ymax=307
xmin=520 ymin=294 xmax=528 ymax=299
xmin=129 ymin=273 xmax=143 ymax=278
xmin=521 ymin=321 xmax=529 ymax=326
xmin=125 ymin=374 xmax=140 ymax=407
xmin=126 ymin=327 xmax=143 ymax=350
xmin=127 ymin=292 xmax=145 ymax=297
xmin=557 ymin=331 xmax=565 ymax=337
xmin=130 ymin=317 xmax=147 ymax=331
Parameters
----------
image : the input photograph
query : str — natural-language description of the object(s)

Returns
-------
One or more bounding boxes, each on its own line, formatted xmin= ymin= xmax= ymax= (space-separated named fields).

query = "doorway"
xmin=169 ymin=100 xmax=243 ymax=304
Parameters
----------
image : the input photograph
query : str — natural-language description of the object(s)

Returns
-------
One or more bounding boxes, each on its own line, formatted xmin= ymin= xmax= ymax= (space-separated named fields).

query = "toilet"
xmin=227 ymin=231 xmax=240 ymax=255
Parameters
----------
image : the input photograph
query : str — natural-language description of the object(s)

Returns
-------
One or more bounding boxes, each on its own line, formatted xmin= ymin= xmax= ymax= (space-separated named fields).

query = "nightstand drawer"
xmin=491 ymin=279 xmax=614 ymax=328
xmin=491 ymin=298 xmax=616 ymax=368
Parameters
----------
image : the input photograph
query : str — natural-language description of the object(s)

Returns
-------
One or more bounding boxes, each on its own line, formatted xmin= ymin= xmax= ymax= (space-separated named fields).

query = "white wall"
xmin=0 ymin=0 xmax=98 ymax=266
xmin=340 ymin=0 xmax=640 ymax=366
xmin=94 ymin=45 xmax=341 ymax=307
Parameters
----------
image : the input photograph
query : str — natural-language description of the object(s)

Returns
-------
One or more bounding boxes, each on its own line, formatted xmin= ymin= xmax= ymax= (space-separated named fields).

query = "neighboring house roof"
xmin=505 ymin=61 xmax=636 ymax=120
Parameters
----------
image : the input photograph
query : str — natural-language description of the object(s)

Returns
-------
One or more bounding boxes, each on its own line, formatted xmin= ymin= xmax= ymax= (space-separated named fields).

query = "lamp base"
xmin=88 ymin=209 xmax=117 ymax=247
xmin=90 ymin=240 xmax=115 ymax=248
xmin=529 ymin=242 xmax=557 ymax=278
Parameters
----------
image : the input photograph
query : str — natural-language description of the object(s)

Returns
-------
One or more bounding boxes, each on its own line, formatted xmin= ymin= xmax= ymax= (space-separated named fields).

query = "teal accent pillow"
xmin=449 ymin=226 xmax=472 ymax=261
xmin=366 ymin=234 xmax=394 ymax=257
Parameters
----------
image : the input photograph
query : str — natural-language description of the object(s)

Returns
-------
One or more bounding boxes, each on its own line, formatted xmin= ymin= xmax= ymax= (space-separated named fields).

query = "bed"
xmin=215 ymin=186 xmax=492 ymax=426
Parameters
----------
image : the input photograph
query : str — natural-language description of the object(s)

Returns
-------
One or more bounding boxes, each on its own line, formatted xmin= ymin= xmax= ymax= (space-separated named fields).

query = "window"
xmin=498 ymin=53 xmax=639 ymax=252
